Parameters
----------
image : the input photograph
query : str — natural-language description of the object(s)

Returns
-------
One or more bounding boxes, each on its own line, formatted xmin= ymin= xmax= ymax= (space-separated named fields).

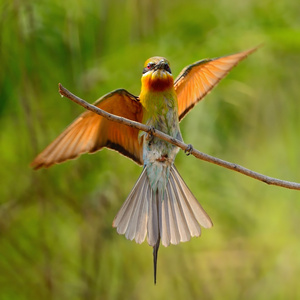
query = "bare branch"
xmin=59 ymin=83 xmax=300 ymax=191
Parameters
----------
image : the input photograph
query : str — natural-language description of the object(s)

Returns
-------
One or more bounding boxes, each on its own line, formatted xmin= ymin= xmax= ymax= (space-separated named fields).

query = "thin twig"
xmin=59 ymin=83 xmax=300 ymax=191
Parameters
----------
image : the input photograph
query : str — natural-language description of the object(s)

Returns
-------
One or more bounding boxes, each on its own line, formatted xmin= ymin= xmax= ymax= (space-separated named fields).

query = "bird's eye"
xmin=143 ymin=62 xmax=155 ymax=74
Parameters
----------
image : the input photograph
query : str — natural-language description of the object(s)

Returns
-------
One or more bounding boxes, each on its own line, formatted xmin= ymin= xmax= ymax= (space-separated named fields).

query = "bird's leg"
xmin=184 ymin=144 xmax=194 ymax=156
xmin=148 ymin=125 xmax=156 ymax=136
xmin=153 ymin=236 xmax=160 ymax=285
xmin=146 ymin=126 xmax=155 ymax=146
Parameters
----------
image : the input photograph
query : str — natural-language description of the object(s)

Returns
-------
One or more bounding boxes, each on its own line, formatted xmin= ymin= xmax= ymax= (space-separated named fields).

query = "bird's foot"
xmin=147 ymin=126 xmax=155 ymax=136
xmin=184 ymin=144 xmax=194 ymax=156
xmin=146 ymin=126 xmax=155 ymax=146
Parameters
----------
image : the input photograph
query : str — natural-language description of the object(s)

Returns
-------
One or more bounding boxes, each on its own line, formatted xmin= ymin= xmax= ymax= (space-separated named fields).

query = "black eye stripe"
xmin=143 ymin=67 xmax=149 ymax=74
xmin=142 ymin=61 xmax=172 ymax=74
xmin=147 ymin=62 xmax=155 ymax=69
xmin=165 ymin=65 xmax=172 ymax=74
xmin=143 ymin=62 xmax=155 ymax=74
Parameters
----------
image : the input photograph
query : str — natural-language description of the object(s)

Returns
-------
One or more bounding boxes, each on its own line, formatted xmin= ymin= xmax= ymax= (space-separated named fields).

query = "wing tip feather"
xmin=176 ymin=46 xmax=258 ymax=121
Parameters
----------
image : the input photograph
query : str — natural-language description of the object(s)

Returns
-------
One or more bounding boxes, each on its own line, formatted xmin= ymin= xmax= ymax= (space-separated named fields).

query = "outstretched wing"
xmin=31 ymin=89 xmax=143 ymax=169
xmin=174 ymin=47 xmax=257 ymax=121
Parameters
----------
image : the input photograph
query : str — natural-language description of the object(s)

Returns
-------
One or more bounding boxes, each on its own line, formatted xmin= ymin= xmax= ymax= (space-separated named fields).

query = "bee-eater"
xmin=31 ymin=48 xmax=256 ymax=283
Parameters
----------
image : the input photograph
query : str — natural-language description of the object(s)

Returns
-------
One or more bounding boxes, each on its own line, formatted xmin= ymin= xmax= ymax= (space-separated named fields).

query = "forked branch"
xmin=59 ymin=83 xmax=300 ymax=191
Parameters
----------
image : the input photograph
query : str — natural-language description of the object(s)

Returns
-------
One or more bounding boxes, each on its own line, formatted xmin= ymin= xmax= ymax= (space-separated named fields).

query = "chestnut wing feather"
xmin=175 ymin=48 xmax=257 ymax=121
xmin=31 ymin=89 xmax=143 ymax=169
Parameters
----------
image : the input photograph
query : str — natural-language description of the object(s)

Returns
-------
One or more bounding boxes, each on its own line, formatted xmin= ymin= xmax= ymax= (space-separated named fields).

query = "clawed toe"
xmin=148 ymin=126 xmax=155 ymax=136
xmin=184 ymin=144 xmax=193 ymax=156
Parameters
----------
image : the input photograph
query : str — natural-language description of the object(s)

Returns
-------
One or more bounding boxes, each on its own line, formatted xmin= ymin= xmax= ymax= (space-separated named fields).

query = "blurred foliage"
xmin=1 ymin=0 xmax=300 ymax=299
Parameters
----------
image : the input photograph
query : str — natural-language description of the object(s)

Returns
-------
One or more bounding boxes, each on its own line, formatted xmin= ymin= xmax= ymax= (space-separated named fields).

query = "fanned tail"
xmin=112 ymin=167 xmax=160 ymax=283
xmin=112 ymin=164 xmax=213 ymax=282
xmin=159 ymin=165 xmax=213 ymax=247
xmin=112 ymin=168 xmax=159 ymax=246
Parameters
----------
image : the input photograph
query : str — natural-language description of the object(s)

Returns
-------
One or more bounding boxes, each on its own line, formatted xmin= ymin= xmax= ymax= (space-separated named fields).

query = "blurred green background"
xmin=1 ymin=0 xmax=300 ymax=299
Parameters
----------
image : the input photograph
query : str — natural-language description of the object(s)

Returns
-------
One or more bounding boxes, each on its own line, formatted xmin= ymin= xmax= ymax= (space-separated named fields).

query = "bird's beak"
xmin=154 ymin=61 xmax=169 ymax=72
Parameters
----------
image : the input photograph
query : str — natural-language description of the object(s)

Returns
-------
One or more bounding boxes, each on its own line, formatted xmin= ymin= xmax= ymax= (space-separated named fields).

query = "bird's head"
xmin=141 ymin=57 xmax=174 ymax=92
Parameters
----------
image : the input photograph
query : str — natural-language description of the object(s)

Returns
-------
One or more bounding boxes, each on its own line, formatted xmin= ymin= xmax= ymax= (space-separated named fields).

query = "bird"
xmin=31 ymin=47 xmax=256 ymax=283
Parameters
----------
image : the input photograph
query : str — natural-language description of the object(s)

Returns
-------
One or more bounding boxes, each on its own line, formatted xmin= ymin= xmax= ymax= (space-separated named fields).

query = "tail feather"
xmin=113 ymin=168 xmax=148 ymax=243
xmin=113 ymin=165 xmax=212 ymax=247
xmin=132 ymin=183 xmax=149 ymax=244
xmin=159 ymin=166 xmax=213 ymax=246
xmin=159 ymin=188 xmax=171 ymax=245
xmin=169 ymin=170 xmax=201 ymax=236
xmin=171 ymin=166 xmax=213 ymax=229
xmin=125 ymin=181 xmax=147 ymax=241
xmin=161 ymin=183 xmax=185 ymax=246
xmin=113 ymin=168 xmax=159 ymax=246
xmin=153 ymin=237 xmax=160 ymax=284
xmin=112 ymin=186 xmax=137 ymax=235
xmin=147 ymin=188 xmax=159 ymax=246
